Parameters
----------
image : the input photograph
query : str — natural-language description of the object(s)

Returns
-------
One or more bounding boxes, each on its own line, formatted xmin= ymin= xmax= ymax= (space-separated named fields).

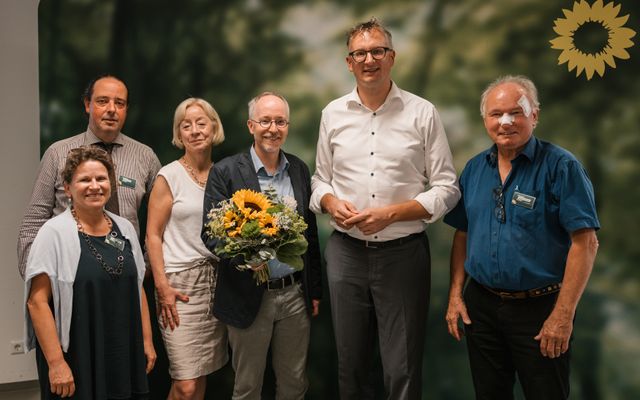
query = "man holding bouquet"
xmin=201 ymin=92 xmax=322 ymax=400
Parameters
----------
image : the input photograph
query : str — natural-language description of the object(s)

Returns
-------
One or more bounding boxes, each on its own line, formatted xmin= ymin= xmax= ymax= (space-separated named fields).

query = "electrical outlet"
xmin=10 ymin=340 xmax=24 ymax=355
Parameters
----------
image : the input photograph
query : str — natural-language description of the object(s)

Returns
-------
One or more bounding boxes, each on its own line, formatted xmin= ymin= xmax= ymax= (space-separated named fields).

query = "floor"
xmin=0 ymin=381 xmax=39 ymax=400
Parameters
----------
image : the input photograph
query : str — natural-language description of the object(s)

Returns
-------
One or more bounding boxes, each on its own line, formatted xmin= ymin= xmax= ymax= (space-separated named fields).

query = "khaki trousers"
xmin=228 ymin=283 xmax=310 ymax=400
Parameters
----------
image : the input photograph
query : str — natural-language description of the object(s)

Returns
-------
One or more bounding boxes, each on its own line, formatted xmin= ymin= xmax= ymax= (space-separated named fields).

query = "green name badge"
xmin=511 ymin=191 xmax=536 ymax=209
xmin=118 ymin=175 xmax=136 ymax=188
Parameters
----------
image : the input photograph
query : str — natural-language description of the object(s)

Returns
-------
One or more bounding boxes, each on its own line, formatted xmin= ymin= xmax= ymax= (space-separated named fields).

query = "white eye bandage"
xmin=498 ymin=113 xmax=515 ymax=125
xmin=517 ymin=95 xmax=532 ymax=117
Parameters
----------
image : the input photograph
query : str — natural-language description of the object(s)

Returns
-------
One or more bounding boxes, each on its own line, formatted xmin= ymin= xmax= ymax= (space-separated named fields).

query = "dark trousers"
xmin=325 ymin=231 xmax=430 ymax=400
xmin=463 ymin=279 xmax=571 ymax=400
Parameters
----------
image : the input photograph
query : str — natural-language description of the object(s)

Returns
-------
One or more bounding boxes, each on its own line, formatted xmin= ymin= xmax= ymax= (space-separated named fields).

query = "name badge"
xmin=512 ymin=191 xmax=536 ymax=209
xmin=105 ymin=233 xmax=126 ymax=251
xmin=118 ymin=175 xmax=136 ymax=188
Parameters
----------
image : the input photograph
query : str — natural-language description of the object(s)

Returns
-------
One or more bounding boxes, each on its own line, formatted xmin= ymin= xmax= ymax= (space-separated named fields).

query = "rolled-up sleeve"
xmin=310 ymin=113 xmax=335 ymax=214
xmin=413 ymin=108 xmax=460 ymax=222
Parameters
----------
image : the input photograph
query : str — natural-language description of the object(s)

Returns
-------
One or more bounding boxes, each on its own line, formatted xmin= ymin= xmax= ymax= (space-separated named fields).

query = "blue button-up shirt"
xmin=444 ymin=136 xmax=600 ymax=290
xmin=250 ymin=146 xmax=296 ymax=279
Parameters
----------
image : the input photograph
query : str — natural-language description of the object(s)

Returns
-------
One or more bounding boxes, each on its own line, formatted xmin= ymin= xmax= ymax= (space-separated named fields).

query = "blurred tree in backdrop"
xmin=38 ymin=0 xmax=639 ymax=398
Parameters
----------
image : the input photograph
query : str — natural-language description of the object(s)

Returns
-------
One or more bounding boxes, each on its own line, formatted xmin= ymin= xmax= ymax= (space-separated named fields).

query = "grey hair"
xmin=346 ymin=17 xmax=393 ymax=49
xmin=480 ymin=75 xmax=540 ymax=117
xmin=247 ymin=91 xmax=290 ymax=120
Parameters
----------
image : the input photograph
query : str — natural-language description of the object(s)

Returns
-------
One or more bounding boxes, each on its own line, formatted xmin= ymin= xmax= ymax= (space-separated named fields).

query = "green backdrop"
xmin=38 ymin=0 xmax=640 ymax=398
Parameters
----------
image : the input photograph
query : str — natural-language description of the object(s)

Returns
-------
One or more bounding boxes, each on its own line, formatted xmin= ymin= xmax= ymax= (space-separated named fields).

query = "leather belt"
xmin=338 ymin=231 xmax=424 ymax=249
xmin=265 ymin=271 xmax=301 ymax=291
xmin=478 ymin=280 xmax=562 ymax=300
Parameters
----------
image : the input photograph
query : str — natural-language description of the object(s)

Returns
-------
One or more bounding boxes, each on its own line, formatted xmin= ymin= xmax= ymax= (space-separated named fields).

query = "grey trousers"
xmin=326 ymin=231 xmax=431 ymax=400
xmin=227 ymin=283 xmax=310 ymax=400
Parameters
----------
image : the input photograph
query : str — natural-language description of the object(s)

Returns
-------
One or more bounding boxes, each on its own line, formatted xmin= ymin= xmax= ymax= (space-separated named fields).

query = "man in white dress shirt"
xmin=310 ymin=18 xmax=460 ymax=399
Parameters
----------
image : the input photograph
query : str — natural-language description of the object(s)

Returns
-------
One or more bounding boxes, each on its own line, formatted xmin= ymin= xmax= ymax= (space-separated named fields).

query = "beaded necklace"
xmin=71 ymin=207 xmax=124 ymax=278
xmin=180 ymin=156 xmax=211 ymax=187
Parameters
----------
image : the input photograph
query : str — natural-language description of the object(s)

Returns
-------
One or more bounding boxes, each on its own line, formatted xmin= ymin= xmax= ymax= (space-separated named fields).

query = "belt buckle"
xmin=266 ymin=278 xmax=280 ymax=291
xmin=364 ymin=240 xmax=378 ymax=249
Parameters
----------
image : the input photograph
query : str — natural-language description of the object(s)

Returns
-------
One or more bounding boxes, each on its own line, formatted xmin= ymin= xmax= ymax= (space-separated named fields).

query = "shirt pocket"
xmin=511 ymin=190 xmax=540 ymax=258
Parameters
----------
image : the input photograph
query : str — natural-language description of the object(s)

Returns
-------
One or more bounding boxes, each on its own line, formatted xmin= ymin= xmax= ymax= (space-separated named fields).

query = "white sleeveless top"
xmin=159 ymin=160 xmax=213 ymax=273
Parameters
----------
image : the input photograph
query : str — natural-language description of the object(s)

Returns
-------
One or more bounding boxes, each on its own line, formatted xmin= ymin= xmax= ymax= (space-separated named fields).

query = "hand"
xmin=445 ymin=295 xmax=471 ymax=341
xmin=324 ymin=196 xmax=359 ymax=230
xmin=344 ymin=207 xmax=393 ymax=236
xmin=48 ymin=359 xmax=75 ymax=397
xmin=144 ymin=339 xmax=157 ymax=373
xmin=534 ymin=310 xmax=573 ymax=358
xmin=312 ymin=299 xmax=320 ymax=317
xmin=156 ymin=284 xmax=189 ymax=330
xmin=247 ymin=262 xmax=267 ymax=272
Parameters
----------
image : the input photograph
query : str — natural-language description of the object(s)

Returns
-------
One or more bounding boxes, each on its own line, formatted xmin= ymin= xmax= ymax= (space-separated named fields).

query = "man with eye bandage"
xmin=444 ymin=75 xmax=600 ymax=399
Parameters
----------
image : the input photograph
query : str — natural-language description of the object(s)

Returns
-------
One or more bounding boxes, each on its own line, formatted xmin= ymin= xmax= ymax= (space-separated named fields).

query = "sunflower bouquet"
xmin=204 ymin=188 xmax=308 ymax=284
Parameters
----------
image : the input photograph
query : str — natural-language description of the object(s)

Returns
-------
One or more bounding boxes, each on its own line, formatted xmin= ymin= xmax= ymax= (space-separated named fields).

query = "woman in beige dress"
xmin=146 ymin=98 xmax=227 ymax=400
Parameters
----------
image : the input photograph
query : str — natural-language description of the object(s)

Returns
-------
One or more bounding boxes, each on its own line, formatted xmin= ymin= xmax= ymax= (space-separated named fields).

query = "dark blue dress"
xmin=36 ymin=222 xmax=149 ymax=399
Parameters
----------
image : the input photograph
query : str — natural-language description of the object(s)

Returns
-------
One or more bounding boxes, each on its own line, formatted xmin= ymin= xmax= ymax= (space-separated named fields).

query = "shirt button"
xmin=372 ymin=194 xmax=375 ymax=198
xmin=371 ymin=132 xmax=375 ymax=135
xmin=374 ymin=236 xmax=378 ymax=239
xmin=370 ymin=172 xmax=374 ymax=176
xmin=370 ymin=152 xmax=374 ymax=155
xmin=373 ymin=112 xmax=377 ymax=116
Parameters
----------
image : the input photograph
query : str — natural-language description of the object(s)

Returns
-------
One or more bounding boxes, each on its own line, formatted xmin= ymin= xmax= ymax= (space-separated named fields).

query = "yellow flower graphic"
xmin=259 ymin=213 xmax=279 ymax=237
xmin=232 ymin=189 xmax=272 ymax=213
xmin=550 ymin=0 xmax=636 ymax=80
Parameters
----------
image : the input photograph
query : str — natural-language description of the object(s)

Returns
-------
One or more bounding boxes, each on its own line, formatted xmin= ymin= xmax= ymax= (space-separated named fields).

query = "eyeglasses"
xmin=348 ymin=47 xmax=392 ymax=63
xmin=251 ymin=119 xmax=289 ymax=129
xmin=493 ymin=186 xmax=505 ymax=223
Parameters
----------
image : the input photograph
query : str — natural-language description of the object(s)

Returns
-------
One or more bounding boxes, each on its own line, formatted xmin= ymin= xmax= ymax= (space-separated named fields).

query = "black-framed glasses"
xmin=251 ymin=119 xmax=289 ymax=129
xmin=493 ymin=186 xmax=506 ymax=223
xmin=348 ymin=47 xmax=392 ymax=63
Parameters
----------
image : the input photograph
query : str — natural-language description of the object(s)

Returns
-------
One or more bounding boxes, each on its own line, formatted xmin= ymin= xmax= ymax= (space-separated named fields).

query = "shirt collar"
xmin=250 ymin=145 xmax=289 ymax=176
xmin=485 ymin=136 xmax=538 ymax=166
xmin=85 ymin=127 xmax=124 ymax=146
xmin=346 ymin=81 xmax=404 ymax=110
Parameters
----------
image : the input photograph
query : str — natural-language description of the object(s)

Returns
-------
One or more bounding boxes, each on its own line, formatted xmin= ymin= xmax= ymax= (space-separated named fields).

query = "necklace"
xmin=71 ymin=207 xmax=124 ymax=278
xmin=180 ymin=157 xmax=211 ymax=187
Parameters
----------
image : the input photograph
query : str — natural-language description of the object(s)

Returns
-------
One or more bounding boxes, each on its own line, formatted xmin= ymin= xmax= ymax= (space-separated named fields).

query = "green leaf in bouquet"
xmin=241 ymin=220 xmax=261 ymax=237
xmin=277 ymin=237 xmax=308 ymax=257
xmin=277 ymin=254 xmax=304 ymax=270
xmin=267 ymin=204 xmax=285 ymax=214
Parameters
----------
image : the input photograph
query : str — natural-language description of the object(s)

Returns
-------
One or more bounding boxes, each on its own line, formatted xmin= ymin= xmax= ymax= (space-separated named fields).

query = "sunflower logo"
xmin=550 ymin=0 xmax=636 ymax=80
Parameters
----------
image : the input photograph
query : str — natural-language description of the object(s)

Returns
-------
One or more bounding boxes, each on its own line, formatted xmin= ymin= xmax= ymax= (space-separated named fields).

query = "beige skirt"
xmin=158 ymin=258 xmax=228 ymax=380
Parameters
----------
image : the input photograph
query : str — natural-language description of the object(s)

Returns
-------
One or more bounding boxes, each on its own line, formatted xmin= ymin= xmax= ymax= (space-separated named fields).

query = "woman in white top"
xmin=146 ymin=98 xmax=227 ymax=400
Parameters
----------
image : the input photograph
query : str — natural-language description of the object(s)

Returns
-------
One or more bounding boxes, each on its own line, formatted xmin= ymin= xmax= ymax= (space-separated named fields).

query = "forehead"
xmin=74 ymin=160 xmax=108 ymax=175
xmin=184 ymin=104 xmax=207 ymax=119
xmin=485 ymin=83 xmax=526 ymax=110
xmin=254 ymin=95 xmax=286 ymax=116
xmin=92 ymin=78 xmax=128 ymax=99
xmin=349 ymin=29 xmax=389 ymax=50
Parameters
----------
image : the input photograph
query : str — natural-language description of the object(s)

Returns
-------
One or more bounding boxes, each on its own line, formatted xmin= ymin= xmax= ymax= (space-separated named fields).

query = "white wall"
xmin=0 ymin=0 xmax=40 ymax=385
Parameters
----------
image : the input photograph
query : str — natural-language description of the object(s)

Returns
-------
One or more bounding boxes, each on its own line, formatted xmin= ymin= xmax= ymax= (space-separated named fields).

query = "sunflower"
xmin=223 ymin=210 xmax=239 ymax=229
xmin=259 ymin=213 xmax=279 ymax=237
xmin=550 ymin=0 xmax=636 ymax=80
xmin=232 ymin=189 xmax=272 ymax=214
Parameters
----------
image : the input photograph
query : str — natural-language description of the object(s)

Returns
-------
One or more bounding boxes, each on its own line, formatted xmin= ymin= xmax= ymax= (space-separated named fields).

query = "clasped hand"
xmin=327 ymin=198 xmax=391 ymax=235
